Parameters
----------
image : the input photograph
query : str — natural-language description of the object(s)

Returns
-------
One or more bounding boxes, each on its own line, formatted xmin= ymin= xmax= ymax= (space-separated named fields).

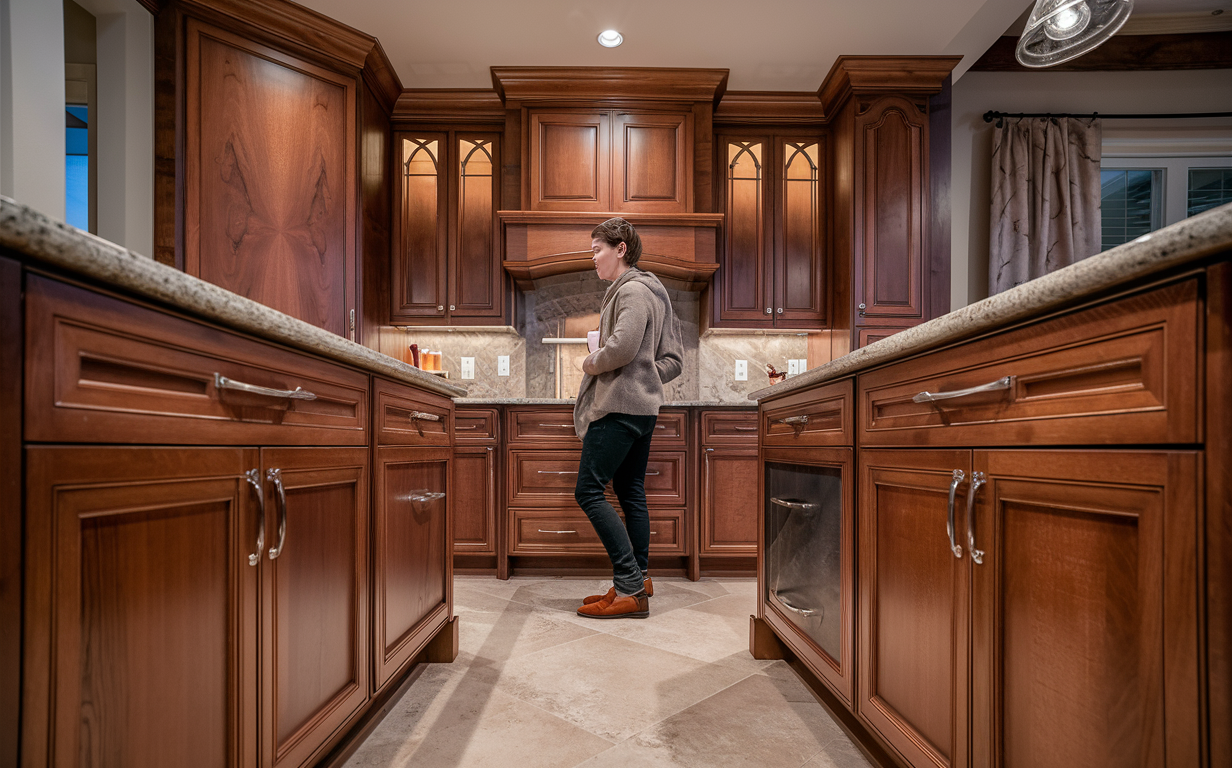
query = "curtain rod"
xmin=984 ymin=110 xmax=1232 ymax=126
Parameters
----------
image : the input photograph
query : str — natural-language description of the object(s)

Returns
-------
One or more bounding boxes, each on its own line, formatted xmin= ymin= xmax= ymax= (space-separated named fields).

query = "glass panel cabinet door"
xmin=452 ymin=134 xmax=503 ymax=320
xmin=775 ymin=138 xmax=826 ymax=326
xmin=392 ymin=134 xmax=447 ymax=320
xmin=720 ymin=138 xmax=772 ymax=323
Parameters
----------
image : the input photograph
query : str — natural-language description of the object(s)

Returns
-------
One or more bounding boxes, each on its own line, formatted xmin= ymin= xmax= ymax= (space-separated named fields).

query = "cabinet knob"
xmin=858 ymin=303 xmax=866 ymax=310
xmin=437 ymin=305 xmax=445 ymax=312
xmin=765 ymin=307 xmax=772 ymax=314
xmin=777 ymin=308 xmax=783 ymax=314
xmin=449 ymin=304 xmax=455 ymax=311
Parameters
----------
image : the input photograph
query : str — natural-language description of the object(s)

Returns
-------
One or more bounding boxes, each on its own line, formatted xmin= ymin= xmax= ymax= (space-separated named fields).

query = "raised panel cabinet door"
xmin=854 ymin=96 xmax=927 ymax=322
xmin=453 ymin=445 xmax=496 ymax=555
xmin=859 ymin=449 xmax=970 ymax=768
xmin=969 ymin=451 xmax=1201 ymax=768
xmin=700 ymin=446 xmax=759 ymax=554
xmin=718 ymin=136 xmax=773 ymax=324
xmin=612 ymin=111 xmax=691 ymax=213
xmin=529 ymin=111 xmax=610 ymax=211
xmin=185 ymin=20 xmax=356 ymax=338
xmin=774 ymin=136 xmax=826 ymax=327
xmin=372 ymin=447 xmax=451 ymax=689
xmin=23 ymin=447 xmax=260 ymax=768
xmin=259 ymin=447 xmax=369 ymax=768
xmin=392 ymin=133 xmax=449 ymax=320
xmin=452 ymin=133 xmax=504 ymax=319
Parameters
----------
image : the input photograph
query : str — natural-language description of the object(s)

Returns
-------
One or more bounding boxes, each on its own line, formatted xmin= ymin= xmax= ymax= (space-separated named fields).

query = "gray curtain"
xmin=989 ymin=117 xmax=1102 ymax=295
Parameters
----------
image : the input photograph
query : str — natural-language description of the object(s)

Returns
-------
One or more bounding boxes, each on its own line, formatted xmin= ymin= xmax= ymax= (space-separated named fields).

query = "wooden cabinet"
xmin=529 ymin=109 xmax=692 ymax=214
xmin=393 ymin=131 xmax=504 ymax=325
xmin=453 ymin=407 xmax=500 ymax=569
xmin=183 ymin=18 xmax=356 ymax=339
xmin=712 ymin=133 xmax=826 ymax=328
xmin=699 ymin=410 xmax=758 ymax=555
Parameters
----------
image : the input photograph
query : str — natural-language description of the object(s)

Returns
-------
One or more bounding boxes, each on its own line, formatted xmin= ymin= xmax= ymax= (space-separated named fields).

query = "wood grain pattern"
xmin=775 ymin=135 xmax=826 ymax=326
xmin=393 ymin=89 xmax=505 ymax=123
xmin=0 ymin=257 xmax=18 ymax=768
xmin=700 ymin=446 xmax=758 ymax=554
xmin=1206 ymin=261 xmax=1232 ymax=768
xmin=260 ymin=447 xmax=369 ymax=768
xmin=613 ymin=112 xmax=691 ymax=213
xmin=373 ymin=378 xmax=453 ymax=447
xmin=453 ymin=132 xmax=504 ymax=320
xmin=511 ymin=512 xmax=685 ymax=555
xmin=715 ymin=92 xmax=825 ymax=124
xmin=454 ymin=407 xmax=500 ymax=442
xmin=507 ymin=450 xmax=686 ymax=508
xmin=391 ymin=131 xmax=448 ymax=321
xmin=530 ymin=112 xmax=610 ymax=211
xmin=761 ymin=378 xmax=854 ymax=447
xmin=491 ymin=67 xmax=728 ymax=103
xmin=718 ymin=133 xmax=772 ymax=324
xmin=359 ymin=80 xmax=392 ymax=345
xmin=185 ymin=20 xmax=356 ymax=337
xmin=453 ymin=446 xmax=497 ymax=555
xmin=700 ymin=410 xmax=759 ymax=444
xmin=817 ymin=56 xmax=959 ymax=119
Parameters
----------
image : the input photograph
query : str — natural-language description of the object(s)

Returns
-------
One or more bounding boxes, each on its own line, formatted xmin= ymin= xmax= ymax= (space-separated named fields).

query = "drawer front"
xmin=511 ymin=511 xmax=684 ymax=555
xmin=507 ymin=408 xmax=580 ymax=445
xmin=651 ymin=410 xmax=687 ymax=446
xmin=454 ymin=408 xmax=499 ymax=442
xmin=508 ymin=450 xmax=687 ymax=507
xmin=25 ymin=275 xmax=368 ymax=445
xmin=374 ymin=378 xmax=452 ymax=447
xmin=761 ymin=379 xmax=854 ymax=447
xmin=701 ymin=410 xmax=759 ymax=444
xmin=859 ymin=279 xmax=1201 ymax=447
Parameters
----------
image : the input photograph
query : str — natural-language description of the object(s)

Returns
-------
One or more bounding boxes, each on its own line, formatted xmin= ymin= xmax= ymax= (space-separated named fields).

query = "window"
xmin=65 ymin=105 xmax=89 ymax=230
xmin=1100 ymin=155 xmax=1232 ymax=251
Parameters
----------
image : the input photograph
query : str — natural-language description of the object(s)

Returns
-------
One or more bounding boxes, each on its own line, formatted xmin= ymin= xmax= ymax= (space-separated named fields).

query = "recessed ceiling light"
xmin=597 ymin=30 xmax=623 ymax=48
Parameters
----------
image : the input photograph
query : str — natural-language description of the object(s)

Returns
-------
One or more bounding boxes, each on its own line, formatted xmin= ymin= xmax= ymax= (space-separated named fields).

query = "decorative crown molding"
xmin=363 ymin=40 xmax=403 ymax=115
xmin=817 ymin=56 xmax=960 ymax=117
xmin=392 ymin=89 xmax=506 ymax=123
xmin=715 ymin=91 xmax=825 ymax=124
xmin=491 ymin=67 xmax=729 ymax=105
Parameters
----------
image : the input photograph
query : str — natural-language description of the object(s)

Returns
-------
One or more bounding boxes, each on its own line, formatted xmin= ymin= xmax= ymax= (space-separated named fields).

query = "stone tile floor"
xmin=344 ymin=576 xmax=872 ymax=768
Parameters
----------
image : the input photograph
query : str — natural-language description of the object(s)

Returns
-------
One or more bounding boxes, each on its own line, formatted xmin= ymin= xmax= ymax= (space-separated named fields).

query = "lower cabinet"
xmin=700 ymin=445 xmax=759 ymax=554
xmin=24 ymin=445 xmax=372 ymax=768
xmin=858 ymin=448 xmax=1202 ymax=768
xmin=452 ymin=445 xmax=497 ymax=555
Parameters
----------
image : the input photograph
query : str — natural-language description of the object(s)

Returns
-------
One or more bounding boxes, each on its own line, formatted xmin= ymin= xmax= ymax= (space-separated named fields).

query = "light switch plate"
xmin=787 ymin=359 xmax=800 ymax=376
xmin=734 ymin=359 xmax=747 ymax=381
xmin=498 ymin=355 xmax=510 ymax=376
xmin=460 ymin=357 xmax=475 ymax=380
xmin=796 ymin=358 xmax=808 ymax=373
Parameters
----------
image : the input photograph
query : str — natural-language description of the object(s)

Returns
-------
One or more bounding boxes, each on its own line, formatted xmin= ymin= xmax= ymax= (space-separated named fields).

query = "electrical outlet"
xmin=734 ymin=359 xmax=747 ymax=381
xmin=787 ymin=359 xmax=800 ymax=376
xmin=460 ymin=357 xmax=475 ymax=380
xmin=796 ymin=358 xmax=808 ymax=373
xmin=498 ymin=355 xmax=510 ymax=376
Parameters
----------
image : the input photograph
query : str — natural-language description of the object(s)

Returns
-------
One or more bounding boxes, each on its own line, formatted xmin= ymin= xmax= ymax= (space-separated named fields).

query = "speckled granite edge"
xmin=750 ymin=202 xmax=1232 ymax=401
xmin=0 ymin=198 xmax=468 ymax=399
xmin=453 ymin=397 xmax=756 ymax=407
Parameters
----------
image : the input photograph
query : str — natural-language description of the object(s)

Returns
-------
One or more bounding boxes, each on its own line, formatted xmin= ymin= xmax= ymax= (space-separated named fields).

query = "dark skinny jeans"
xmin=574 ymin=412 xmax=657 ymax=595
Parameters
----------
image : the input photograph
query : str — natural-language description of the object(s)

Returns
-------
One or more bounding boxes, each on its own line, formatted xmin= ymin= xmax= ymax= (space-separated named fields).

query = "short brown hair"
xmin=591 ymin=217 xmax=642 ymax=267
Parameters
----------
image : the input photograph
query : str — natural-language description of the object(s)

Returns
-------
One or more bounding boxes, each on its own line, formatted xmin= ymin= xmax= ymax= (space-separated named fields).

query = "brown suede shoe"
xmin=576 ymin=591 xmax=649 ymax=619
xmin=582 ymin=577 xmax=654 ymax=605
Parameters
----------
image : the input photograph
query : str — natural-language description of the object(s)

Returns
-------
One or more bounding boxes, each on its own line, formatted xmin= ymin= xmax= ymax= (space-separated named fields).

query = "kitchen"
xmin=1 ymin=0 xmax=1230 ymax=766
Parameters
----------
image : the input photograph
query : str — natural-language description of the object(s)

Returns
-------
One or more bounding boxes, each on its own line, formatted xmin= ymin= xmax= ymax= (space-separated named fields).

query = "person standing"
xmin=573 ymin=217 xmax=683 ymax=619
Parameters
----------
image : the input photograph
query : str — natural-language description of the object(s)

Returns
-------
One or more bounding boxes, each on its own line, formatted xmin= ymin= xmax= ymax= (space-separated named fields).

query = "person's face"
xmin=591 ymin=238 xmax=626 ymax=281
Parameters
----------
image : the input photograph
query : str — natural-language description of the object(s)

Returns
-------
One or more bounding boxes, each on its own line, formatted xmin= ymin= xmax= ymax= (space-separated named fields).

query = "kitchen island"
xmin=748 ymin=202 xmax=1232 ymax=768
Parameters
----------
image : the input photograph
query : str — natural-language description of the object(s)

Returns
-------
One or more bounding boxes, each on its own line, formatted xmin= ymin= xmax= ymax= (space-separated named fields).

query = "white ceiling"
xmin=293 ymin=0 xmax=1232 ymax=91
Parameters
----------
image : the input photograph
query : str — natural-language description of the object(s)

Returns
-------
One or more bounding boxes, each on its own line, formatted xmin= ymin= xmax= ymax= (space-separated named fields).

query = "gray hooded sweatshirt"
xmin=573 ymin=267 xmax=684 ymax=439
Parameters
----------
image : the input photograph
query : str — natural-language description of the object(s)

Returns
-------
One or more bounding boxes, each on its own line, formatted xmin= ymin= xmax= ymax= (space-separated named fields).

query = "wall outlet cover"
xmin=498 ymin=355 xmax=510 ymax=376
xmin=796 ymin=358 xmax=808 ymax=373
xmin=460 ymin=356 xmax=475 ymax=380
xmin=734 ymin=359 xmax=747 ymax=381
xmin=787 ymin=359 xmax=800 ymax=376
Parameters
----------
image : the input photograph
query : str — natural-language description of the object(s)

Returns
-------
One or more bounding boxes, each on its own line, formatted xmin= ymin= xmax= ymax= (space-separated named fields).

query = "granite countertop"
xmin=453 ymin=397 xmax=757 ymax=408
xmin=0 ymin=197 xmax=468 ymax=399
xmin=750 ymin=202 xmax=1232 ymax=402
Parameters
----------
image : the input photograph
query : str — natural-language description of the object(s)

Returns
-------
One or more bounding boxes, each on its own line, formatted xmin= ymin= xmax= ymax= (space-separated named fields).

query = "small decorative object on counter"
xmin=409 ymin=343 xmax=420 ymax=368
xmin=766 ymin=363 xmax=787 ymax=385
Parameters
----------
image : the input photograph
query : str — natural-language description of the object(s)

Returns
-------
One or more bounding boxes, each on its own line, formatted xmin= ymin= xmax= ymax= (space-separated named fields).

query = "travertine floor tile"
xmin=800 ymin=737 xmax=875 ymax=767
xmin=454 ymin=588 xmax=599 ymax=667
xmin=595 ymin=599 xmax=754 ymax=663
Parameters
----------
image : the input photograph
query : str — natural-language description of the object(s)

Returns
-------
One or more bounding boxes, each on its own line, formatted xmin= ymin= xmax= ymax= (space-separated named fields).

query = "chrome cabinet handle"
xmin=733 ymin=426 xmax=757 ymax=431
xmin=409 ymin=411 xmax=441 ymax=422
xmin=537 ymin=529 xmax=576 ymax=534
xmin=537 ymin=423 xmax=575 ymax=428
xmin=774 ymin=592 xmax=818 ymax=617
xmin=912 ymin=376 xmax=1013 ymax=404
xmin=645 ymin=470 xmax=660 ymax=476
xmin=456 ymin=424 xmax=479 ymax=430
xmin=771 ymin=497 xmax=819 ymax=511
xmin=215 ymin=373 xmax=317 ymax=401
xmin=267 ymin=468 xmax=288 ymax=560
xmin=967 ymin=472 xmax=986 ymax=565
xmin=245 ymin=469 xmax=265 ymax=566
xmin=537 ymin=470 xmax=578 ymax=475
xmin=403 ymin=490 xmax=446 ymax=503
xmin=773 ymin=415 xmax=810 ymax=425
xmin=947 ymin=470 xmax=965 ymax=559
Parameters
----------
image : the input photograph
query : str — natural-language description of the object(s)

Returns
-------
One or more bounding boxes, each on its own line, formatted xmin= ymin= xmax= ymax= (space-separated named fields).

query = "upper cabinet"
xmin=529 ymin=109 xmax=692 ymax=213
xmin=712 ymin=133 xmax=826 ymax=329
xmin=392 ymin=132 xmax=504 ymax=325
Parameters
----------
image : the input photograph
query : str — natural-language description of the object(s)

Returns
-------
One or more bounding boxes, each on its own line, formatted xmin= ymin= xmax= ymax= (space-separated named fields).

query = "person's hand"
xmin=582 ymin=351 xmax=601 ymax=376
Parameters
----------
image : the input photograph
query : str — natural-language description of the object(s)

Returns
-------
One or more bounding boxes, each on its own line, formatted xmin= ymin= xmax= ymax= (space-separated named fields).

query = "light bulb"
xmin=597 ymin=30 xmax=623 ymax=48
xmin=1044 ymin=1 xmax=1091 ymax=40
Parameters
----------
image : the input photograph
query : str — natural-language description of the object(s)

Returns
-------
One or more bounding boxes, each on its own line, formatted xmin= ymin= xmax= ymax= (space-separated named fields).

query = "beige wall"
xmin=950 ymin=68 xmax=1232 ymax=310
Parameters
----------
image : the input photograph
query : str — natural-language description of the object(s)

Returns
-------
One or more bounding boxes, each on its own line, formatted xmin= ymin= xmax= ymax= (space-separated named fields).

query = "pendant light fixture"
xmin=1016 ymin=0 xmax=1134 ymax=68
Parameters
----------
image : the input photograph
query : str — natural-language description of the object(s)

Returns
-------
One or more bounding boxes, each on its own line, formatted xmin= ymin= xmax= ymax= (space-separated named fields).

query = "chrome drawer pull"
xmin=537 ymin=529 xmax=577 ymax=534
xmin=537 ymin=470 xmax=578 ymax=474
xmin=771 ymin=497 xmax=819 ymax=511
xmin=537 ymin=423 xmax=575 ymax=428
xmin=456 ymin=424 xmax=479 ymax=430
xmin=267 ymin=468 xmax=288 ymax=560
xmin=645 ymin=470 xmax=660 ymax=476
xmin=733 ymin=426 xmax=757 ymax=431
xmin=967 ymin=472 xmax=986 ymax=565
xmin=403 ymin=490 xmax=446 ymax=503
xmin=773 ymin=415 xmax=809 ymax=425
xmin=773 ymin=592 xmax=818 ymax=617
xmin=245 ymin=469 xmax=265 ymax=566
xmin=947 ymin=470 xmax=965 ymax=559
xmin=912 ymin=375 xmax=1013 ymax=404
xmin=215 ymin=373 xmax=317 ymax=401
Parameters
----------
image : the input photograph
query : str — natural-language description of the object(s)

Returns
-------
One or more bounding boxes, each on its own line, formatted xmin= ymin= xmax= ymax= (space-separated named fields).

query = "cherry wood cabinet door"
xmin=452 ymin=133 xmax=503 ymax=320
xmin=717 ymin=135 xmax=773 ymax=324
xmin=969 ymin=451 xmax=1201 ymax=768
xmin=392 ymin=132 xmax=449 ymax=321
xmin=372 ymin=447 xmax=451 ymax=689
xmin=529 ymin=111 xmax=610 ymax=211
xmin=854 ymin=96 xmax=927 ymax=324
xmin=859 ymin=448 xmax=970 ymax=768
xmin=23 ymin=447 xmax=261 ymax=768
xmin=185 ymin=20 xmax=356 ymax=338
xmin=700 ymin=446 xmax=759 ymax=554
xmin=453 ymin=445 xmax=497 ymax=555
xmin=259 ymin=448 xmax=369 ymax=768
xmin=612 ymin=112 xmax=691 ymax=213
xmin=773 ymin=136 xmax=826 ymax=327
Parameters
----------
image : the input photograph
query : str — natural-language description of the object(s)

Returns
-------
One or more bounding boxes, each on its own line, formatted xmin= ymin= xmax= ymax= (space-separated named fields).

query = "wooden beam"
xmin=970 ymin=32 xmax=1232 ymax=72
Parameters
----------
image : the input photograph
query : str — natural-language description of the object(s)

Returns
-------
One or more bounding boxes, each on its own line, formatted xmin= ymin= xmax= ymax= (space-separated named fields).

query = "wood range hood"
xmin=500 ymin=211 xmax=723 ymax=291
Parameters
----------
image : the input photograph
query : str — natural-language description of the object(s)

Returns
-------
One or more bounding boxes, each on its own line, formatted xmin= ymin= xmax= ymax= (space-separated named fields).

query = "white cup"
xmin=587 ymin=330 xmax=600 ymax=354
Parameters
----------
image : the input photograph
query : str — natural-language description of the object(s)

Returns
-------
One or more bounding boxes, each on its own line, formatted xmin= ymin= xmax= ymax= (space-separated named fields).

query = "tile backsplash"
xmin=386 ymin=272 xmax=812 ymax=401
